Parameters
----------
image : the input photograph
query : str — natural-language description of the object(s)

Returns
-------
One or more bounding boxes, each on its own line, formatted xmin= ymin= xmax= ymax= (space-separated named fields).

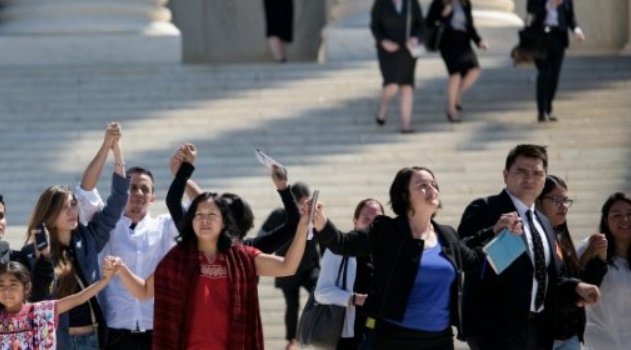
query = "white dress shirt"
xmin=75 ymin=187 xmax=178 ymax=330
xmin=506 ymin=190 xmax=551 ymax=313
xmin=314 ymin=249 xmax=357 ymax=338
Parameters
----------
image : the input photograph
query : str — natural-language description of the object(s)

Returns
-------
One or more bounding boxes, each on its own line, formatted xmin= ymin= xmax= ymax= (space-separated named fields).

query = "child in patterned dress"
xmin=0 ymin=259 xmax=116 ymax=349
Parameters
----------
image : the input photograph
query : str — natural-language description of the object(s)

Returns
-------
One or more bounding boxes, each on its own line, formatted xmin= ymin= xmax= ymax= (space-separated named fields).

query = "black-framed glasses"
xmin=542 ymin=196 xmax=574 ymax=208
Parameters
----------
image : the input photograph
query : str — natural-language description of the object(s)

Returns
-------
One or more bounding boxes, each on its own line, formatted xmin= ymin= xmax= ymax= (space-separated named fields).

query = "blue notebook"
xmin=482 ymin=228 xmax=527 ymax=274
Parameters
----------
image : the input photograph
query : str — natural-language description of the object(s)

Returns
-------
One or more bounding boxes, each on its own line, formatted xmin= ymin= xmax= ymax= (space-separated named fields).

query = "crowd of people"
xmin=370 ymin=0 xmax=584 ymax=130
xmin=0 ymin=119 xmax=628 ymax=350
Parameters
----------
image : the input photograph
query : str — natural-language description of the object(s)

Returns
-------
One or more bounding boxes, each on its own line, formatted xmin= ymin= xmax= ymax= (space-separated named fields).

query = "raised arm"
xmin=166 ymin=145 xmax=197 ymax=226
xmin=312 ymin=203 xmax=371 ymax=257
xmin=169 ymin=144 xmax=203 ymax=204
xmin=255 ymin=202 xmax=309 ymax=277
xmin=85 ymin=172 xmax=130 ymax=252
xmin=57 ymin=257 xmax=116 ymax=314
xmin=80 ymin=122 xmax=121 ymax=191
xmin=244 ymin=165 xmax=299 ymax=253
xmin=76 ymin=123 xmax=121 ymax=224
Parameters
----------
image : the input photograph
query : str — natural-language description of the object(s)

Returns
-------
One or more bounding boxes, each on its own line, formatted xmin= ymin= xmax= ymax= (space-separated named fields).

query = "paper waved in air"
xmin=255 ymin=148 xmax=285 ymax=171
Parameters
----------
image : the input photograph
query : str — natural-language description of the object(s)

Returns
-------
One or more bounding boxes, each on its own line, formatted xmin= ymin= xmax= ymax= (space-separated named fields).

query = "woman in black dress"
xmin=263 ymin=0 xmax=293 ymax=62
xmin=426 ymin=0 xmax=488 ymax=122
xmin=371 ymin=0 xmax=424 ymax=133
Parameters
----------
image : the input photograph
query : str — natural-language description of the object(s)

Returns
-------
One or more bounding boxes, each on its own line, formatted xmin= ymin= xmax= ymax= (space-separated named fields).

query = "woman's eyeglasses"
xmin=542 ymin=196 xmax=574 ymax=208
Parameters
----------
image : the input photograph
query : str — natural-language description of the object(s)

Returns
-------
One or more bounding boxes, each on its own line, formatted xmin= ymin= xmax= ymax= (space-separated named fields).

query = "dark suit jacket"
xmin=316 ymin=215 xmax=487 ymax=338
xmin=426 ymin=0 xmax=481 ymax=46
xmin=371 ymin=0 xmax=425 ymax=47
xmin=527 ymin=0 xmax=579 ymax=48
xmin=457 ymin=189 xmax=579 ymax=346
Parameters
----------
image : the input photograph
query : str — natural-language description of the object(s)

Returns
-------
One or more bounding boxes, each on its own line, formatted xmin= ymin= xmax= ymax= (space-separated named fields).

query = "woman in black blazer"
xmin=526 ymin=0 xmax=585 ymax=122
xmin=371 ymin=0 xmax=424 ymax=133
xmin=313 ymin=166 xmax=495 ymax=350
xmin=426 ymin=0 xmax=488 ymax=123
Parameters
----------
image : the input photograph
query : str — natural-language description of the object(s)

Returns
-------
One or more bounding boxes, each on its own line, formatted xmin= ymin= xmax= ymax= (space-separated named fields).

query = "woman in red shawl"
xmin=111 ymin=146 xmax=310 ymax=350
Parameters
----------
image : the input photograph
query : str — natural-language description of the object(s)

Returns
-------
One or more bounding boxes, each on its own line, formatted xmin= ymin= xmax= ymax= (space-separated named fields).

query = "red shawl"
xmin=152 ymin=243 xmax=264 ymax=350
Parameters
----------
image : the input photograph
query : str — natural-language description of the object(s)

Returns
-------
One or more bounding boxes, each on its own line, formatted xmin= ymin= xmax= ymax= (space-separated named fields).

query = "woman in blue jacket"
xmin=24 ymin=140 xmax=129 ymax=349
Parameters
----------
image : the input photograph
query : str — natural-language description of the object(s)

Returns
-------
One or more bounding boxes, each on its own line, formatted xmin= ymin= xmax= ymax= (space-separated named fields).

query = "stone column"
xmin=0 ymin=0 xmax=181 ymax=64
xmin=470 ymin=0 xmax=523 ymax=26
xmin=621 ymin=0 xmax=631 ymax=54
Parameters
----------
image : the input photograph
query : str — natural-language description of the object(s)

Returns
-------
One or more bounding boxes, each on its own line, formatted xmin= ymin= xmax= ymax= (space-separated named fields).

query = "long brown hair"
xmin=26 ymin=185 xmax=79 ymax=297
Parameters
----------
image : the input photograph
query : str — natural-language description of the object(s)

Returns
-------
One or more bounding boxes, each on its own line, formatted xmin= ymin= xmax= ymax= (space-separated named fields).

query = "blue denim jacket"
xmin=24 ymin=172 xmax=129 ymax=348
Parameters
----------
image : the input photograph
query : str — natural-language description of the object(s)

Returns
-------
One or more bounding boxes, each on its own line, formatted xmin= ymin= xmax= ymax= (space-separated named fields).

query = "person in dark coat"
xmin=372 ymin=0 xmax=424 ymax=133
xmin=257 ymin=182 xmax=320 ymax=350
xmin=527 ymin=0 xmax=585 ymax=122
xmin=426 ymin=0 xmax=488 ymax=123
xmin=263 ymin=0 xmax=293 ymax=62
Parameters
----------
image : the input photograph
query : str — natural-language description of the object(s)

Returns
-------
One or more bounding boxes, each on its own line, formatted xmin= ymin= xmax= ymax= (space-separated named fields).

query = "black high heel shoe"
xmin=446 ymin=111 xmax=461 ymax=123
xmin=375 ymin=114 xmax=386 ymax=126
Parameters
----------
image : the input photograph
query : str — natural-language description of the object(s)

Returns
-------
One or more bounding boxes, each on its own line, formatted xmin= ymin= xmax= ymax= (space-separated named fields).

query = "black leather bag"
xmin=297 ymin=256 xmax=349 ymax=349
xmin=512 ymin=25 xmax=547 ymax=65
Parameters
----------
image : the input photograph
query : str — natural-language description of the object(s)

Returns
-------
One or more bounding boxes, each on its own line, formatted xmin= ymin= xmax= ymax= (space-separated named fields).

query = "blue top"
xmin=388 ymin=242 xmax=456 ymax=332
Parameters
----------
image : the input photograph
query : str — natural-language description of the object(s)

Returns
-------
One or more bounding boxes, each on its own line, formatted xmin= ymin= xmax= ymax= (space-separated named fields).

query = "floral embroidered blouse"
xmin=0 ymin=301 xmax=58 ymax=350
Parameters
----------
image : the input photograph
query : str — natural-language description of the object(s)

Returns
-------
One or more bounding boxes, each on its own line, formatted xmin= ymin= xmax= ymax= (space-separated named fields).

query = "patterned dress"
xmin=0 ymin=301 xmax=58 ymax=350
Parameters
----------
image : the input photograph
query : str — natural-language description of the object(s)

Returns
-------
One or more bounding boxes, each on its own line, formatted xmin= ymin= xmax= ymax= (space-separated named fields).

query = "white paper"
xmin=255 ymin=148 xmax=285 ymax=170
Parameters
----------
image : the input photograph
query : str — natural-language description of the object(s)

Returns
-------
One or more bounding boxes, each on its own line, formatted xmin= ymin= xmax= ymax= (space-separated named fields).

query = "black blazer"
xmin=457 ymin=189 xmax=579 ymax=345
xmin=426 ymin=0 xmax=481 ymax=46
xmin=371 ymin=0 xmax=425 ymax=47
xmin=316 ymin=215 xmax=486 ymax=338
xmin=527 ymin=0 xmax=579 ymax=48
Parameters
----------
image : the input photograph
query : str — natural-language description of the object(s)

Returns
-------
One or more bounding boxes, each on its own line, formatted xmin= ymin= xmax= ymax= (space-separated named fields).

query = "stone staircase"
xmin=1 ymin=53 xmax=630 ymax=348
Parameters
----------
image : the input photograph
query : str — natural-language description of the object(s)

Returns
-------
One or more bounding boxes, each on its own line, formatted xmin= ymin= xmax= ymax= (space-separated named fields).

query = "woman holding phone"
xmin=22 ymin=130 xmax=129 ymax=349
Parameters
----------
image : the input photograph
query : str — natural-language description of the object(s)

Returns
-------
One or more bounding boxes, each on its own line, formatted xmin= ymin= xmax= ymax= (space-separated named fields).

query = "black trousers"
xmin=466 ymin=316 xmax=550 ymax=350
xmin=535 ymin=29 xmax=566 ymax=116
xmin=373 ymin=321 xmax=454 ymax=350
xmin=280 ymin=271 xmax=317 ymax=340
xmin=106 ymin=328 xmax=152 ymax=350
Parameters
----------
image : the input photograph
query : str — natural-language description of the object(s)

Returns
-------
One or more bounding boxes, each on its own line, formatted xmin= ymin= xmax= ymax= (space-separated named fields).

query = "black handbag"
xmin=511 ymin=15 xmax=548 ymax=66
xmin=296 ymin=255 xmax=350 ymax=349
xmin=425 ymin=22 xmax=446 ymax=52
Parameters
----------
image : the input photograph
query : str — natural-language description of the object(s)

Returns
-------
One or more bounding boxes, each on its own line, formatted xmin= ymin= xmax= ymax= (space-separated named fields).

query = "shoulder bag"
xmin=296 ymin=255 xmax=350 ymax=349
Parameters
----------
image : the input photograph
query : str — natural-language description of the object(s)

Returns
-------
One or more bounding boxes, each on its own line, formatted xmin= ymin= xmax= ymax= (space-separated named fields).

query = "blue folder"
xmin=482 ymin=228 xmax=527 ymax=274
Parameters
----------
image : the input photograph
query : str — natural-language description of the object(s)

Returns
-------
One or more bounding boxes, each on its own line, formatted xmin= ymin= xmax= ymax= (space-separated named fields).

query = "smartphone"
xmin=35 ymin=223 xmax=49 ymax=250
xmin=308 ymin=190 xmax=320 ymax=225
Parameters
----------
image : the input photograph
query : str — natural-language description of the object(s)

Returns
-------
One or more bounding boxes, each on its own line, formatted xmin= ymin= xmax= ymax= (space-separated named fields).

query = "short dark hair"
xmin=290 ymin=182 xmax=310 ymax=202
xmin=389 ymin=166 xmax=437 ymax=217
xmin=126 ymin=167 xmax=155 ymax=192
xmin=599 ymin=192 xmax=631 ymax=268
xmin=220 ymin=193 xmax=254 ymax=239
xmin=176 ymin=192 xmax=235 ymax=252
xmin=0 ymin=194 xmax=4 ymax=207
xmin=505 ymin=144 xmax=548 ymax=172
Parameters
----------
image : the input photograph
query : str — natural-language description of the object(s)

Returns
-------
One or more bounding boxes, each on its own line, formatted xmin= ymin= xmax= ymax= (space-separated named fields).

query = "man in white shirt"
xmin=76 ymin=127 xmax=200 ymax=350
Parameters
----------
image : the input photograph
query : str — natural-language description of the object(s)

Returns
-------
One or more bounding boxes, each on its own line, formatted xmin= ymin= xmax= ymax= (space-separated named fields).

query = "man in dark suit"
xmin=527 ymin=0 xmax=585 ymax=122
xmin=458 ymin=144 xmax=599 ymax=350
